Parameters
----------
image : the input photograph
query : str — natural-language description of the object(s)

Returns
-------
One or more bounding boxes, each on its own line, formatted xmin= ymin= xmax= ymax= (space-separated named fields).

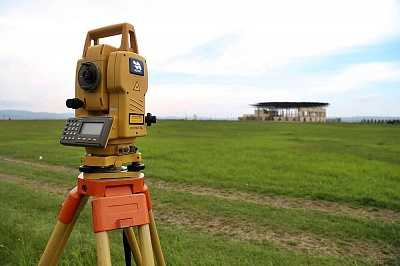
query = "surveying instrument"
xmin=38 ymin=23 xmax=165 ymax=266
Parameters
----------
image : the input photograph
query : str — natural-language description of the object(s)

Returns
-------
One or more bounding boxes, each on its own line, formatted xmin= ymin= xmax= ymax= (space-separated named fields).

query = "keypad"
xmin=60 ymin=119 xmax=82 ymax=143
xmin=59 ymin=117 xmax=113 ymax=147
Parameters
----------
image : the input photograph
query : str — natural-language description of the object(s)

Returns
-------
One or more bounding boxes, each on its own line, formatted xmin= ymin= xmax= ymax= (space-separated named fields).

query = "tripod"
xmin=38 ymin=170 xmax=166 ymax=266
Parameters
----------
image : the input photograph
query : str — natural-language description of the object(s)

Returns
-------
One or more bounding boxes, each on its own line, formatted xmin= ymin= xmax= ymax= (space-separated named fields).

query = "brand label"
xmin=129 ymin=58 xmax=145 ymax=76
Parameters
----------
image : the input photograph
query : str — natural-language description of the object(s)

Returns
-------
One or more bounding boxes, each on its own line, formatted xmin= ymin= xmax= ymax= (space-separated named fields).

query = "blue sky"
xmin=0 ymin=0 xmax=399 ymax=118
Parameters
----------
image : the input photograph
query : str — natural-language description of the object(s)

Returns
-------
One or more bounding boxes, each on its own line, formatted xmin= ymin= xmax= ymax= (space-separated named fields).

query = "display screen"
xmin=80 ymin=122 xmax=104 ymax=135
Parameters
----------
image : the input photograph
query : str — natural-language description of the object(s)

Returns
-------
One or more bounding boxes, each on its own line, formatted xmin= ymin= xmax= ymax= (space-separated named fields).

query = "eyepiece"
xmin=78 ymin=62 xmax=100 ymax=91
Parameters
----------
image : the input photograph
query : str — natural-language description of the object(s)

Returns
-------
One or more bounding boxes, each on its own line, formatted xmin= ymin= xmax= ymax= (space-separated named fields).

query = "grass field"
xmin=0 ymin=120 xmax=399 ymax=265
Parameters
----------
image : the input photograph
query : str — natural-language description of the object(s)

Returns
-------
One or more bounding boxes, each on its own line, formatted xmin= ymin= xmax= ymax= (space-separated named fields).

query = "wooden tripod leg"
xmin=124 ymin=227 xmax=143 ymax=266
xmin=38 ymin=190 xmax=86 ymax=266
xmin=148 ymin=210 xmax=166 ymax=266
xmin=95 ymin=231 xmax=112 ymax=266
xmin=138 ymin=224 xmax=155 ymax=266
xmin=50 ymin=196 xmax=88 ymax=265
xmin=38 ymin=221 xmax=70 ymax=266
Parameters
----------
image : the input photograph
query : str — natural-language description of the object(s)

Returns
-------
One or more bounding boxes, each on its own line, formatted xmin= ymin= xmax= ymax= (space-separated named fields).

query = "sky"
xmin=0 ymin=0 xmax=399 ymax=118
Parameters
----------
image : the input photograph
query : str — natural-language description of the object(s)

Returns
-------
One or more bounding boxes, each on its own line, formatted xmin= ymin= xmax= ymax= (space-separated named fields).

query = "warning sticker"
xmin=133 ymin=81 xmax=140 ymax=91
xmin=129 ymin=113 xmax=144 ymax=125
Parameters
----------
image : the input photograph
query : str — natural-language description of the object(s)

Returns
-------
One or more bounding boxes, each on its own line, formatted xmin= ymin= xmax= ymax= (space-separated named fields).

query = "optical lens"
xmin=78 ymin=62 xmax=100 ymax=91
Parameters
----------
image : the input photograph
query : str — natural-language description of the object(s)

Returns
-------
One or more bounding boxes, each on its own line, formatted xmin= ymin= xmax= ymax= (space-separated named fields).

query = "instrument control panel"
xmin=60 ymin=117 xmax=113 ymax=147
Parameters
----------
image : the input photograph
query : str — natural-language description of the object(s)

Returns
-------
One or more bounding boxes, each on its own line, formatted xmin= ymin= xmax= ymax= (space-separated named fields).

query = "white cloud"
xmin=298 ymin=62 xmax=400 ymax=95
xmin=147 ymin=62 xmax=400 ymax=117
xmin=161 ymin=0 xmax=400 ymax=75
xmin=0 ymin=0 xmax=399 ymax=115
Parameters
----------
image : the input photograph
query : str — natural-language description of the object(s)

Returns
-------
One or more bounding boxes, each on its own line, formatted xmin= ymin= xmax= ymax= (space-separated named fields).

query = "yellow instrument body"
xmin=73 ymin=23 xmax=149 ymax=159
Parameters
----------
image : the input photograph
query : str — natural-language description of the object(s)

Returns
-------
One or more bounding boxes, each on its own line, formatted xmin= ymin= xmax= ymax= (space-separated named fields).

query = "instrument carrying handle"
xmin=83 ymin=23 xmax=138 ymax=56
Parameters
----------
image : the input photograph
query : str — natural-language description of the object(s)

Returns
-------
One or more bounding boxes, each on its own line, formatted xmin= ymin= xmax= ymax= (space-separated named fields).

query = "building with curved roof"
xmin=239 ymin=102 xmax=329 ymax=122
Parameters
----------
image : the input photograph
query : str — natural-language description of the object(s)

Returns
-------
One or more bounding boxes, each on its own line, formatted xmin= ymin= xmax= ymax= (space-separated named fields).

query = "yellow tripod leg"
xmin=38 ymin=221 xmax=70 ymax=266
xmin=138 ymin=224 xmax=155 ymax=266
xmin=148 ymin=210 xmax=166 ymax=266
xmin=124 ymin=227 xmax=143 ymax=266
xmin=49 ymin=196 xmax=88 ymax=265
xmin=38 ymin=193 xmax=87 ymax=266
xmin=95 ymin=231 xmax=112 ymax=266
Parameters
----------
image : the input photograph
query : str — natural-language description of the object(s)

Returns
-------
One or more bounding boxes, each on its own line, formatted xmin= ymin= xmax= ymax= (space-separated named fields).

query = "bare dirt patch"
xmin=154 ymin=208 xmax=395 ymax=265
xmin=0 ymin=173 xmax=72 ymax=195
xmin=147 ymin=178 xmax=400 ymax=223
xmin=0 ymin=156 xmax=76 ymax=173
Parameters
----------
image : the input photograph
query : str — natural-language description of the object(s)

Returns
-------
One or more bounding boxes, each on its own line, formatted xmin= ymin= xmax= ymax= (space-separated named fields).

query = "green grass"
xmin=1 ymin=158 xmax=398 ymax=252
xmin=0 ymin=120 xmax=399 ymax=265
xmin=0 ymin=120 xmax=399 ymax=209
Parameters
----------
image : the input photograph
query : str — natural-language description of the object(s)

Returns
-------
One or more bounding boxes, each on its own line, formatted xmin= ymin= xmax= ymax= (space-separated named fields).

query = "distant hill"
xmin=0 ymin=110 xmax=72 ymax=120
xmin=1 ymin=110 xmax=398 ymax=122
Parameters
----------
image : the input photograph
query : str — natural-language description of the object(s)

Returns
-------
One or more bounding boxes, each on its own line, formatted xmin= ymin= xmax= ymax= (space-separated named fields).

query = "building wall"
xmin=239 ymin=106 xmax=327 ymax=122
xmin=298 ymin=107 xmax=326 ymax=123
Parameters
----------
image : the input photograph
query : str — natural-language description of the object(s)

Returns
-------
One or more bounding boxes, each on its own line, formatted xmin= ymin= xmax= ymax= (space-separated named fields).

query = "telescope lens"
xmin=78 ymin=62 xmax=100 ymax=91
